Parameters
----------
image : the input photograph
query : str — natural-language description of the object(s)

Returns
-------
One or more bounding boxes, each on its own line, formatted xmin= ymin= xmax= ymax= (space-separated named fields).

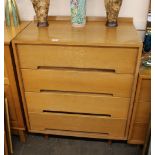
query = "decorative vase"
xmin=5 ymin=0 xmax=20 ymax=27
xmin=31 ymin=0 xmax=50 ymax=27
xmin=104 ymin=0 xmax=123 ymax=27
xmin=70 ymin=0 xmax=86 ymax=27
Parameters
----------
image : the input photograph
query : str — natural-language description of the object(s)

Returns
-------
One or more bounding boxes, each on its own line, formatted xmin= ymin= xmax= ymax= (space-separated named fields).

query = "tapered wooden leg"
xmin=108 ymin=140 xmax=112 ymax=145
xmin=18 ymin=131 xmax=26 ymax=143
xmin=44 ymin=134 xmax=49 ymax=139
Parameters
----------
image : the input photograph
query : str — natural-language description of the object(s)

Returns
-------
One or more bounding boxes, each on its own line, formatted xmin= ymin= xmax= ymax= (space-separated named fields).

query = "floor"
xmin=12 ymin=134 xmax=142 ymax=155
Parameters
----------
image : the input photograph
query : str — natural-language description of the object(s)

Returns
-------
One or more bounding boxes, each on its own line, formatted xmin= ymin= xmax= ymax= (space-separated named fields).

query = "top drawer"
xmin=17 ymin=45 xmax=138 ymax=74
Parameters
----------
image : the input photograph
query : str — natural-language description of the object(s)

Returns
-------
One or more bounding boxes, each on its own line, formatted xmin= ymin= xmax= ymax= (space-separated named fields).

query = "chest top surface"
xmin=139 ymin=66 xmax=151 ymax=79
xmin=13 ymin=19 xmax=142 ymax=47
xmin=4 ymin=21 xmax=30 ymax=45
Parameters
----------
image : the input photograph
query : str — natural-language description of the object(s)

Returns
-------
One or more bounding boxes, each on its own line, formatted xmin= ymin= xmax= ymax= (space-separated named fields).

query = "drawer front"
xmin=22 ymin=69 xmax=133 ymax=97
xmin=17 ymin=45 xmax=138 ymax=74
xmin=138 ymin=79 xmax=151 ymax=102
xmin=129 ymin=123 xmax=148 ymax=144
xmin=4 ymin=85 xmax=17 ymax=123
xmin=26 ymin=92 xmax=130 ymax=118
xmin=29 ymin=112 xmax=126 ymax=137
xmin=135 ymin=101 xmax=150 ymax=123
xmin=10 ymin=121 xmax=18 ymax=129
xmin=4 ymin=60 xmax=8 ymax=78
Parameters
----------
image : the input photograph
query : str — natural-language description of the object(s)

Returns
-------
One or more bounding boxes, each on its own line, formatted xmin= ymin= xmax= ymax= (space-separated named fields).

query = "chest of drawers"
xmin=128 ymin=66 xmax=151 ymax=144
xmin=4 ymin=22 xmax=30 ymax=142
xmin=12 ymin=17 xmax=142 ymax=140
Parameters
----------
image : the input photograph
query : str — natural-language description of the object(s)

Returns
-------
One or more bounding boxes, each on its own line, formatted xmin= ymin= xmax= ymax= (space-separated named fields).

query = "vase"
xmin=5 ymin=0 xmax=20 ymax=27
xmin=31 ymin=0 xmax=50 ymax=27
xmin=104 ymin=0 xmax=122 ymax=27
xmin=70 ymin=0 xmax=86 ymax=27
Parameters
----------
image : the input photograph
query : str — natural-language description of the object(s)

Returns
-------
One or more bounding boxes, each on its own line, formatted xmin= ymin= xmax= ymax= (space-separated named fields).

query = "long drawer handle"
xmin=37 ymin=66 xmax=116 ymax=73
xmin=40 ymin=90 xmax=114 ymax=97
xmin=45 ymin=128 xmax=109 ymax=135
xmin=42 ymin=110 xmax=112 ymax=118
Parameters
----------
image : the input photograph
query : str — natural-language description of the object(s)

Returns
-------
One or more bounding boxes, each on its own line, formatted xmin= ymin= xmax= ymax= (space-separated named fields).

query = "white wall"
xmin=16 ymin=0 xmax=149 ymax=29
xmin=15 ymin=0 xmax=150 ymax=39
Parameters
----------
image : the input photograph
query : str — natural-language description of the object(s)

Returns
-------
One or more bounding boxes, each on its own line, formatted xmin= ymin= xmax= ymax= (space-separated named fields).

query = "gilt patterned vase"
xmin=104 ymin=0 xmax=123 ymax=27
xmin=31 ymin=0 xmax=50 ymax=27
xmin=70 ymin=0 xmax=86 ymax=27
xmin=5 ymin=0 xmax=20 ymax=27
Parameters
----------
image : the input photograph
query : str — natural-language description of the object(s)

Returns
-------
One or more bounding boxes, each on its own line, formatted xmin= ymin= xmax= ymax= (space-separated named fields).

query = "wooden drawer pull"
xmin=40 ymin=90 xmax=114 ymax=97
xmin=37 ymin=66 xmax=116 ymax=73
xmin=45 ymin=128 xmax=109 ymax=135
xmin=42 ymin=110 xmax=112 ymax=118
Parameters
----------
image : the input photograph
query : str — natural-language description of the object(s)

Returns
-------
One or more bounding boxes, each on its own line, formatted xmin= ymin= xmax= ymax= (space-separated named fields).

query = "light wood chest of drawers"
xmin=128 ymin=66 xmax=151 ymax=144
xmin=12 ymin=18 xmax=142 ymax=140
xmin=4 ymin=22 xmax=30 ymax=142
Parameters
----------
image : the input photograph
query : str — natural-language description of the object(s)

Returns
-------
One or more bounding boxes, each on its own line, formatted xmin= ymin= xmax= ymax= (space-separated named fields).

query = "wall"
xmin=15 ymin=0 xmax=150 ymax=39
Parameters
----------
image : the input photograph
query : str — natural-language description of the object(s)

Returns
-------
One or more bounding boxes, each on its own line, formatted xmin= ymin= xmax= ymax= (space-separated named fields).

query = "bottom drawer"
xmin=10 ymin=121 xmax=18 ymax=129
xmin=128 ymin=123 xmax=148 ymax=144
xmin=29 ymin=112 xmax=126 ymax=138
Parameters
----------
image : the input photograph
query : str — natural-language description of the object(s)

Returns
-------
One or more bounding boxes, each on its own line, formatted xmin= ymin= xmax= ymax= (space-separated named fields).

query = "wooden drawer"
xmin=26 ymin=92 xmax=130 ymax=118
xmin=128 ymin=68 xmax=151 ymax=144
xmin=22 ymin=69 xmax=133 ymax=97
xmin=135 ymin=101 xmax=150 ymax=123
xmin=4 ymin=60 xmax=8 ymax=78
xmin=10 ymin=121 xmax=18 ymax=129
xmin=138 ymin=79 xmax=151 ymax=102
xmin=29 ymin=112 xmax=126 ymax=138
xmin=17 ymin=45 xmax=138 ymax=74
xmin=129 ymin=123 xmax=148 ymax=144
xmin=4 ymin=85 xmax=17 ymax=123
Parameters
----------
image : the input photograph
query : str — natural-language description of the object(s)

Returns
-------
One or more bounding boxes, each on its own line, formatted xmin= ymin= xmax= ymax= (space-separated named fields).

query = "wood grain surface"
xmin=12 ymin=18 xmax=142 ymax=140
xmin=17 ymin=45 xmax=138 ymax=74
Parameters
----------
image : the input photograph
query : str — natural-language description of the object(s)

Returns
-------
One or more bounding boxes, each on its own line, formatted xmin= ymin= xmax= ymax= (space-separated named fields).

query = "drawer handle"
xmin=45 ymin=128 xmax=109 ymax=135
xmin=40 ymin=90 xmax=114 ymax=97
xmin=37 ymin=66 xmax=116 ymax=73
xmin=42 ymin=110 xmax=112 ymax=118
